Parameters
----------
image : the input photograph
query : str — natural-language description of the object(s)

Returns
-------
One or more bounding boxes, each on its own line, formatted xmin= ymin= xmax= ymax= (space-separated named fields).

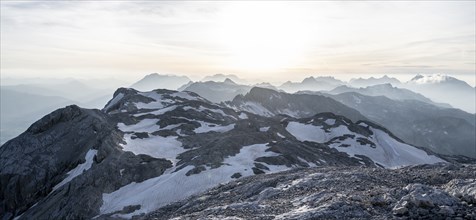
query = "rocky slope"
xmin=0 ymin=105 xmax=172 ymax=219
xmin=145 ymin=164 xmax=476 ymax=220
xmin=0 ymin=87 xmax=449 ymax=219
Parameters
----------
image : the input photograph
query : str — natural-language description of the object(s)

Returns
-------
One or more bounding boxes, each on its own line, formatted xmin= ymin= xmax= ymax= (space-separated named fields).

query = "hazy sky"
xmin=1 ymin=1 xmax=475 ymax=84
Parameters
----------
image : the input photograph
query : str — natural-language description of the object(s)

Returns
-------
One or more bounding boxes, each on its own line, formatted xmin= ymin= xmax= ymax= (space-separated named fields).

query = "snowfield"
xmin=100 ymin=144 xmax=287 ymax=218
xmin=286 ymin=121 xmax=445 ymax=169
xmin=194 ymin=121 xmax=235 ymax=133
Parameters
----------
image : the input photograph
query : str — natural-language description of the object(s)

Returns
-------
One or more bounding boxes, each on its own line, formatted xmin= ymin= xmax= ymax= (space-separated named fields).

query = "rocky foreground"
xmin=144 ymin=164 xmax=476 ymax=220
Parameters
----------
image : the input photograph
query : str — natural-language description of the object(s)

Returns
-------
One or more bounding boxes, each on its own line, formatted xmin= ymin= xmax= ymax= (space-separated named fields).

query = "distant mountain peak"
xmin=223 ymin=78 xmax=236 ymax=84
xmin=142 ymin=73 xmax=171 ymax=80
xmin=145 ymin=72 xmax=160 ymax=77
xmin=210 ymin=73 xmax=235 ymax=78
xmin=349 ymin=75 xmax=401 ymax=87
xmin=301 ymin=76 xmax=317 ymax=84
xmin=201 ymin=74 xmax=244 ymax=83
xmin=130 ymin=73 xmax=191 ymax=91
xmin=410 ymin=74 xmax=423 ymax=80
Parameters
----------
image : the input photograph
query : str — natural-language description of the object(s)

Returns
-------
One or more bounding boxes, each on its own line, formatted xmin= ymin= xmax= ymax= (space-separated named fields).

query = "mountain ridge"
xmin=0 ymin=87 xmax=451 ymax=219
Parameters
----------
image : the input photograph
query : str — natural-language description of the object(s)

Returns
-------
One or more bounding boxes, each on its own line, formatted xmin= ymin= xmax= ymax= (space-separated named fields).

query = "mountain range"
xmin=1 ymin=73 xmax=475 ymax=219
xmin=231 ymin=88 xmax=475 ymax=158
xmin=278 ymin=76 xmax=345 ymax=93
xmin=200 ymin=74 xmax=247 ymax=84
xmin=1 ymin=87 xmax=456 ymax=219
xmin=349 ymin=75 xmax=402 ymax=87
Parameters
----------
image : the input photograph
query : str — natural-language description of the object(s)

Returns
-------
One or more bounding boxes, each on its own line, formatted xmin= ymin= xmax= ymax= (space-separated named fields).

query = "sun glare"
xmin=216 ymin=2 xmax=312 ymax=72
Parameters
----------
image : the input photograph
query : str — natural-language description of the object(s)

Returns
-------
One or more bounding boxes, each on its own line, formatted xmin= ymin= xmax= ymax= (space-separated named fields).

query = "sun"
xmin=216 ymin=2 xmax=311 ymax=72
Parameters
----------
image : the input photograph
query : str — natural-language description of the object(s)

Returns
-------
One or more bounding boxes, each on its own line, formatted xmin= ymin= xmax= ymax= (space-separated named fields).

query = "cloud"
xmin=0 ymin=1 xmax=474 ymax=82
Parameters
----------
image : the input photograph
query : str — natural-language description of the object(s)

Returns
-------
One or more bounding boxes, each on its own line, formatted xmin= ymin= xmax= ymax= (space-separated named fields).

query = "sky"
xmin=1 ymin=1 xmax=475 ymax=85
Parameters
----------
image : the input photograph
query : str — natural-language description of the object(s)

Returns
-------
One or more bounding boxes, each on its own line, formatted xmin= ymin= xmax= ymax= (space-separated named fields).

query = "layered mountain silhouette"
xmin=404 ymin=74 xmax=476 ymax=113
xmin=327 ymin=83 xmax=451 ymax=108
xmin=349 ymin=75 xmax=402 ymax=87
xmin=278 ymin=76 xmax=345 ymax=93
xmin=180 ymin=78 xmax=251 ymax=103
xmin=130 ymin=73 xmax=191 ymax=91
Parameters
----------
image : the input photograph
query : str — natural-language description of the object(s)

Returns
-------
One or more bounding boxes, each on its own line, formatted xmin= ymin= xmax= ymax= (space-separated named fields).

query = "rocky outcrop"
xmin=0 ymin=105 xmax=172 ymax=219
xmin=145 ymin=164 xmax=476 ymax=220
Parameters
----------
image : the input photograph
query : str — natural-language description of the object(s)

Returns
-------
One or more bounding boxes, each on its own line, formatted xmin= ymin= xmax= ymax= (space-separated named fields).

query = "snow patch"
xmin=118 ymin=119 xmax=159 ymax=133
xmin=324 ymin=119 xmax=336 ymax=125
xmin=182 ymin=105 xmax=228 ymax=117
xmin=104 ymin=93 xmax=124 ymax=111
xmin=286 ymin=122 xmax=353 ymax=143
xmin=277 ymin=109 xmax=300 ymax=117
xmin=240 ymin=102 xmax=274 ymax=117
xmin=194 ymin=121 xmax=235 ymax=133
xmin=121 ymin=134 xmax=184 ymax=165
xmin=260 ymin=126 xmax=270 ymax=132
xmin=198 ymin=106 xmax=227 ymax=117
xmin=134 ymin=91 xmax=180 ymax=109
xmin=134 ymin=105 xmax=178 ymax=117
xmin=170 ymin=91 xmax=202 ymax=101
xmin=53 ymin=149 xmax=97 ymax=191
xmin=238 ymin=112 xmax=248 ymax=119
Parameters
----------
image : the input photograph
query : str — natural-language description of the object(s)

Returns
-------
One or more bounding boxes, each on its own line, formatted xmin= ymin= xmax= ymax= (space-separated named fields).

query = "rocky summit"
xmin=0 ymin=87 xmax=473 ymax=220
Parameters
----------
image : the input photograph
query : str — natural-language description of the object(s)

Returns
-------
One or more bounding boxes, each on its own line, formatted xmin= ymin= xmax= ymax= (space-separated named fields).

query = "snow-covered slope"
xmin=323 ymin=92 xmax=476 ymax=158
xmin=285 ymin=120 xmax=444 ymax=168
